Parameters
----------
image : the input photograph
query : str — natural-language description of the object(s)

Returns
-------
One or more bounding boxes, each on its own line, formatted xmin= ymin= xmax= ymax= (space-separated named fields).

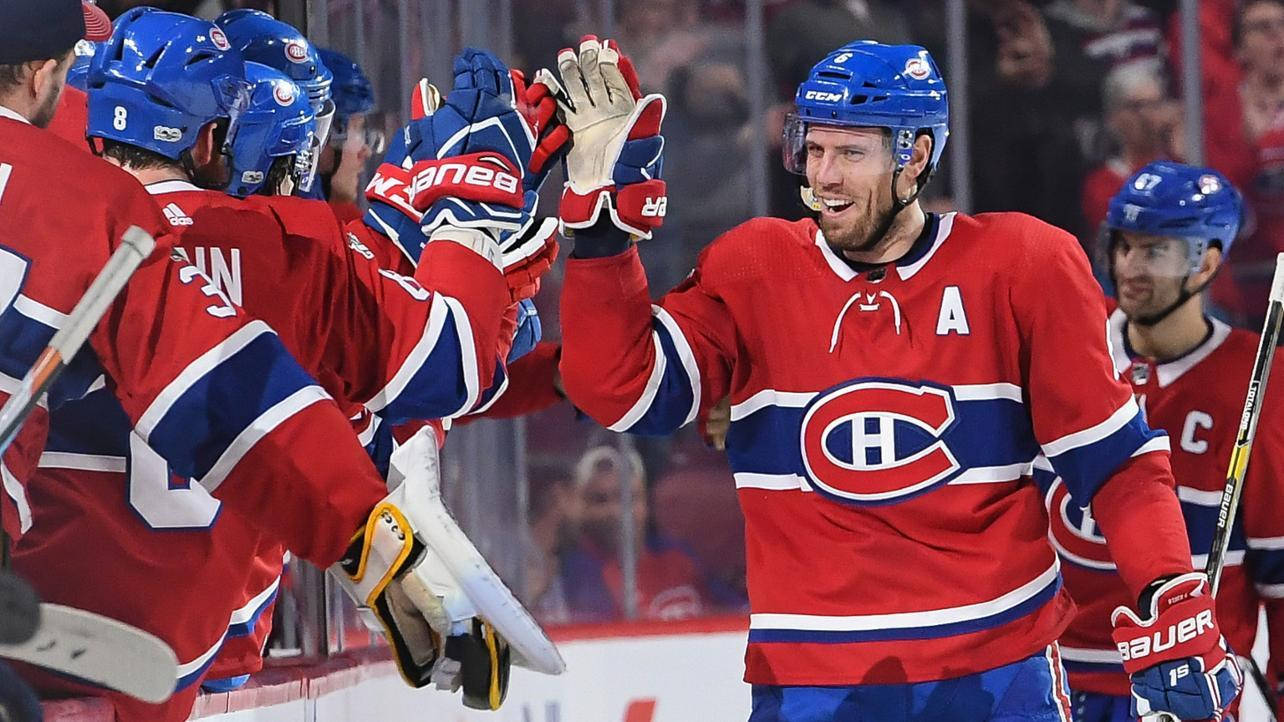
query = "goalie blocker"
xmin=332 ymin=427 xmax=565 ymax=710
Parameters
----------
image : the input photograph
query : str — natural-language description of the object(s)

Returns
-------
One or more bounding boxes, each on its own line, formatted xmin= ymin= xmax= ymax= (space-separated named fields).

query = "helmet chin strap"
xmin=1130 ymin=274 xmax=1213 ymax=327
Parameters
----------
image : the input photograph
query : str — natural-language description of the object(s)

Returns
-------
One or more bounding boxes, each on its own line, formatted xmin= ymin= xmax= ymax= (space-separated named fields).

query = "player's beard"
xmin=1116 ymin=273 xmax=1180 ymax=321
xmin=29 ymin=78 xmax=64 ymax=129
xmin=818 ymin=190 xmax=898 ymax=255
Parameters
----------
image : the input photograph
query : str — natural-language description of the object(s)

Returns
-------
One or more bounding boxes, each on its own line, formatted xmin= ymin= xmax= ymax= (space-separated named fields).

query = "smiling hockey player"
xmin=554 ymin=38 xmax=1243 ymax=721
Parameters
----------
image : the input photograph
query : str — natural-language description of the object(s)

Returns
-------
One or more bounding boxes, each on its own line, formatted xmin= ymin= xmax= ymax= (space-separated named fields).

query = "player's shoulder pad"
xmin=696 ymin=216 xmax=818 ymax=285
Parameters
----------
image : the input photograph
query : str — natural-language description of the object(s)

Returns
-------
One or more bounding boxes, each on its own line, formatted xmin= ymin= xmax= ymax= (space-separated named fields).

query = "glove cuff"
xmin=429 ymin=227 xmax=504 ymax=270
xmin=559 ymin=179 xmax=666 ymax=240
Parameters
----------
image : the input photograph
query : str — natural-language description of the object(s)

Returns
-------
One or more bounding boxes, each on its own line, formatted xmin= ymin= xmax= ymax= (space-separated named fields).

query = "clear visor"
xmin=329 ymin=122 xmax=386 ymax=156
xmin=781 ymin=113 xmax=896 ymax=179
xmin=1105 ymin=229 xmax=1203 ymax=281
xmin=297 ymin=100 xmax=335 ymax=193
xmin=214 ymin=75 xmax=255 ymax=124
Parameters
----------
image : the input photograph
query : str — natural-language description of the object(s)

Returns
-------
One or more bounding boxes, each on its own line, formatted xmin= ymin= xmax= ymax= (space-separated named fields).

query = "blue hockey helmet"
xmin=1106 ymin=161 xmax=1242 ymax=270
xmin=216 ymin=9 xmax=334 ymax=189
xmin=85 ymin=8 xmax=252 ymax=163
xmin=783 ymin=41 xmax=949 ymax=182
xmin=66 ymin=39 xmax=102 ymax=92
xmin=317 ymin=47 xmax=374 ymax=119
xmin=224 ymin=62 xmax=318 ymax=198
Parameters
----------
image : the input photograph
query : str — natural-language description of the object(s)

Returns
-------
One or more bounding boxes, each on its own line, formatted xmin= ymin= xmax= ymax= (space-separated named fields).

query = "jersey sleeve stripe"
xmin=652 ymin=305 xmax=702 ymax=427
xmin=364 ymin=294 xmax=450 ymax=414
xmin=198 ymin=385 xmax=330 ymax=494
xmin=1131 ymin=435 xmax=1170 ymax=457
xmin=1043 ymin=405 xmax=1163 ymax=503
xmin=226 ymin=576 xmax=280 ymax=638
xmin=469 ymin=358 xmax=509 ymax=416
xmin=734 ymin=472 xmax=809 ymax=491
xmin=440 ymin=295 xmax=481 ymax=416
xmin=607 ymin=333 xmax=667 ymax=432
xmin=136 ymin=320 xmax=274 ymax=442
xmin=1041 ymin=398 xmax=1140 ymax=457
xmin=1058 ymin=645 xmax=1122 ymax=664
xmin=1247 ymin=536 xmax=1284 ymax=550
xmin=1 ymin=461 xmax=31 ymax=533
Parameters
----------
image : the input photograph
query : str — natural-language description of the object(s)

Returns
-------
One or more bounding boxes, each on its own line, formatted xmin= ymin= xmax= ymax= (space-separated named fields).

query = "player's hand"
xmin=364 ymin=49 xmax=545 ymax=264
xmin=511 ymin=68 xmax=570 ymax=192
xmin=1110 ymin=573 xmax=1243 ymax=720
xmin=542 ymin=36 xmax=667 ymax=239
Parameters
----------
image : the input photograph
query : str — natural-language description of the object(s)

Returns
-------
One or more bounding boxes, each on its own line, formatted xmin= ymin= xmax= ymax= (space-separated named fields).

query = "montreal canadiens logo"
xmin=285 ymin=40 xmax=310 ymax=63
xmin=209 ymin=28 xmax=230 ymax=51
xmin=903 ymin=56 xmax=932 ymax=81
xmin=273 ymin=82 xmax=295 ymax=106
xmin=1044 ymin=478 xmax=1115 ymax=570
xmin=799 ymin=379 xmax=961 ymax=504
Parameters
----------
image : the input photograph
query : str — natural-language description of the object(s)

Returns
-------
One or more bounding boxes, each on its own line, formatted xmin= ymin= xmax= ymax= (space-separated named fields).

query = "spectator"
xmin=616 ymin=0 xmax=706 ymax=95
xmin=524 ymin=462 xmax=576 ymax=624
xmin=559 ymin=447 xmax=711 ymax=622
xmin=1081 ymin=61 xmax=1181 ymax=246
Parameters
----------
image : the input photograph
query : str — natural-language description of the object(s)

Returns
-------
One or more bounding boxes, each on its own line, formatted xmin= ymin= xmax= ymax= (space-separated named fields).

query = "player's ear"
xmin=191 ymin=122 xmax=219 ymax=168
xmin=30 ymin=54 xmax=67 ymax=101
xmin=898 ymin=133 xmax=933 ymax=198
xmin=1198 ymin=244 xmax=1224 ymax=283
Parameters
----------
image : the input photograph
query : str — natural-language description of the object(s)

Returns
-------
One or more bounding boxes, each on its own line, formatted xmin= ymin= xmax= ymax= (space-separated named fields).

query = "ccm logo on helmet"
xmin=799 ymin=379 xmax=961 ymax=505
xmin=804 ymin=90 xmax=843 ymax=102
xmin=1117 ymin=609 xmax=1215 ymax=661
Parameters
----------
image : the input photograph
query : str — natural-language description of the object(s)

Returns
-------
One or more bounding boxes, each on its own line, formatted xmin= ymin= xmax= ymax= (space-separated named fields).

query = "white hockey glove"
xmin=540 ymin=36 xmax=668 ymax=239
xmin=332 ymin=427 xmax=565 ymax=710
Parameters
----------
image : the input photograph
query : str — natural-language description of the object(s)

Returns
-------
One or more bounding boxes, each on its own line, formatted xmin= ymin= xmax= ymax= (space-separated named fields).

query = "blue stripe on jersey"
xmin=1248 ymin=547 xmax=1284 ymax=586
xmin=147 ymin=332 xmax=318 ymax=481
xmin=1062 ymin=659 xmax=1124 ymax=676
xmin=1046 ymin=409 xmax=1164 ymax=503
xmin=378 ymin=302 xmax=469 ymax=423
xmin=45 ymin=389 xmax=131 ymax=456
xmin=472 ymin=358 xmax=507 ymax=413
xmin=1180 ymin=501 xmax=1248 ymax=564
xmin=748 ymin=575 xmax=1061 ymax=644
xmin=623 ymin=317 xmax=697 ymax=436
xmin=724 ymin=395 xmax=1041 ymax=481
xmin=0 ymin=301 xmax=50 ymax=379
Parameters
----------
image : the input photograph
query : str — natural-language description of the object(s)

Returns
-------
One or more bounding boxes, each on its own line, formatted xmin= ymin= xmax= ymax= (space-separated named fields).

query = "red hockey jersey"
xmin=104 ymin=179 xmax=510 ymax=684
xmin=1051 ymin=311 xmax=1284 ymax=699
xmin=0 ymin=108 xmax=388 ymax=719
xmin=560 ymin=212 xmax=1177 ymax=685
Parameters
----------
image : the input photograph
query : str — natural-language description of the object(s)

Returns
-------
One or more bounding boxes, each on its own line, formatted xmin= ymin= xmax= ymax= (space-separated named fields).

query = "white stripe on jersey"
xmin=749 ymin=561 xmax=1059 ymax=633
xmin=652 ymin=305 xmax=702 ymax=427
xmin=365 ymin=293 xmax=449 ymax=414
xmin=609 ymin=333 xmax=667 ymax=432
xmin=734 ymin=472 xmax=809 ymax=491
xmin=199 ymin=385 xmax=330 ymax=494
xmin=1 ymin=461 xmax=31 ymax=533
xmin=1058 ymin=645 xmax=1122 ymax=664
xmin=729 ymin=389 xmax=816 ymax=421
xmin=1247 ymin=536 xmax=1284 ymax=550
xmin=13 ymin=294 xmax=68 ymax=329
xmin=37 ymin=451 xmax=127 ymax=473
xmin=1042 ymin=397 xmax=1140 ymax=458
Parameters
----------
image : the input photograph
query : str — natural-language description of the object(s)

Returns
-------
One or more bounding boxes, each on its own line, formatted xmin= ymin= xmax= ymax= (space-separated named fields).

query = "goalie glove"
xmin=332 ymin=427 xmax=565 ymax=710
xmin=1110 ymin=573 xmax=1243 ymax=720
xmin=542 ymin=36 xmax=668 ymax=240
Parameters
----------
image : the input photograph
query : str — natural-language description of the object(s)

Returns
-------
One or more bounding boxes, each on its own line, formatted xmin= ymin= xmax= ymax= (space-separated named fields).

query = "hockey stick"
xmin=0 ymin=602 xmax=178 ymax=703
xmin=0 ymin=227 xmax=178 ymax=703
xmin=1150 ymin=253 xmax=1284 ymax=722
xmin=0 ymin=225 xmax=156 ymax=456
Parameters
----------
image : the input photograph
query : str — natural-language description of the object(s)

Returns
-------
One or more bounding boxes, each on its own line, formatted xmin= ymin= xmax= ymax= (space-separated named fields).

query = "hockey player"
xmin=0 ymin=2 xmax=508 ymax=720
xmin=315 ymin=46 xmax=383 ymax=220
xmin=10 ymin=8 xmax=543 ymax=720
xmin=1049 ymin=162 xmax=1284 ymax=721
xmin=554 ymin=38 xmax=1243 ymax=720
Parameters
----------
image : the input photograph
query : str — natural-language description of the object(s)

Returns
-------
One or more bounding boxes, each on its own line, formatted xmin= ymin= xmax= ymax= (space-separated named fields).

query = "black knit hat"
xmin=0 ymin=0 xmax=86 ymax=64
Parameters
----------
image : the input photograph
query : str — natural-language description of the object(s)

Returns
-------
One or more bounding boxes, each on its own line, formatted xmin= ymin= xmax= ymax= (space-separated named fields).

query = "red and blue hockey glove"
xmin=541 ymin=36 xmax=667 ymax=240
xmin=363 ymin=49 xmax=545 ymax=265
xmin=1110 ymin=573 xmax=1243 ymax=720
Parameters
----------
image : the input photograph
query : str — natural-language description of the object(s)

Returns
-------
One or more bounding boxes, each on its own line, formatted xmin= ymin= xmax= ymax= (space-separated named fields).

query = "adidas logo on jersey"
xmin=163 ymin=203 xmax=193 ymax=227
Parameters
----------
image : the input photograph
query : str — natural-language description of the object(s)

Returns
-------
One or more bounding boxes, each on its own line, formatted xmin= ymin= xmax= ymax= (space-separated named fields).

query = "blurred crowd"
xmin=97 ymin=0 xmax=1284 ymax=629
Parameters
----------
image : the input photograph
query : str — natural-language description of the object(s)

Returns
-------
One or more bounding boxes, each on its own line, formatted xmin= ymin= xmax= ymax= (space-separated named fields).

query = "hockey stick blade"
xmin=0 ymin=226 xmax=156 ymax=456
xmin=0 ymin=603 xmax=177 ymax=703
